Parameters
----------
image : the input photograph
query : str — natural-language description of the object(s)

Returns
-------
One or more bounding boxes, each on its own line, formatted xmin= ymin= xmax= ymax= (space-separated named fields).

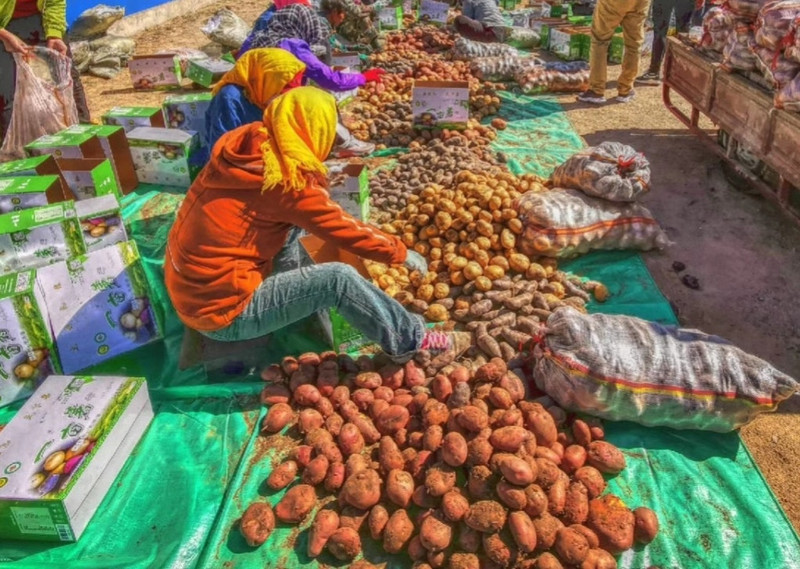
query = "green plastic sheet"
xmin=1 ymin=94 xmax=799 ymax=569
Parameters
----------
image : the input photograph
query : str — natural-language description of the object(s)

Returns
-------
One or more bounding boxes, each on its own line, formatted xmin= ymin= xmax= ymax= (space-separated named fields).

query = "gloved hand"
xmin=363 ymin=68 xmax=386 ymax=83
xmin=404 ymin=250 xmax=428 ymax=274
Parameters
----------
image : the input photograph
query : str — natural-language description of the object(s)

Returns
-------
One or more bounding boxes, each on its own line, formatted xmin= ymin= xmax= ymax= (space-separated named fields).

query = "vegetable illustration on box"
xmin=0 ymin=270 xmax=56 ymax=408
xmin=28 ymin=377 xmax=140 ymax=497
xmin=35 ymin=241 xmax=161 ymax=373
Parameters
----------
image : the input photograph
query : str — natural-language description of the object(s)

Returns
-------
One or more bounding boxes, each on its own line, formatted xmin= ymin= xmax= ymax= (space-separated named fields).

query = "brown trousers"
xmin=589 ymin=0 xmax=652 ymax=96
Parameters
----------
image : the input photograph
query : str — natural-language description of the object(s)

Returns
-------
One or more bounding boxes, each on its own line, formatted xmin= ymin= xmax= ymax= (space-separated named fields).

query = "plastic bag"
xmin=158 ymin=48 xmax=208 ymax=75
xmin=514 ymin=63 xmax=589 ymax=94
xmin=721 ymin=25 xmax=758 ymax=71
xmin=73 ymin=35 xmax=136 ymax=79
xmin=533 ymin=307 xmax=798 ymax=432
xmin=515 ymin=189 xmax=670 ymax=257
xmin=504 ymin=26 xmax=541 ymax=49
xmin=785 ymin=16 xmax=800 ymax=62
xmin=753 ymin=46 xmax=800 ymax=88
xmin=452 ymin=36 xmax=519 ymax=59
xmin=754 ymin=0 xmax=800 ymax=49
xmin=728 ymin=0 xmax=762 ymax=21
xmin=551 ymin=141 xmax=651 ymax=202
xmin=0 ymin=48 xmax=78 ymax=161
xmin=201 ymin=8 xmax=250 ymax=49
xmin=68 ymin=4 xmax=125 ymax=39
xmin=775 ymin=71 xmax=800 ymax=110
xmin=470 ymin=55 xmax=542 ymax=81
xmin=701 ymin=7 xmax=734 ymax=52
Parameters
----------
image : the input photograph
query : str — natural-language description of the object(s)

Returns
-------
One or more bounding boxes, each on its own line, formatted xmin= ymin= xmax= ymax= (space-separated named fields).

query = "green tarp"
xmin=1 ymin=94 xmax=798 ymax=569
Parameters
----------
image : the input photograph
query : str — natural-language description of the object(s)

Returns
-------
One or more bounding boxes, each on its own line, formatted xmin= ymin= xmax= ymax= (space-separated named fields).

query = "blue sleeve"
xmin=278 ymin=38 xmax=365 ymax=92
xmin=204 ymin=86 xmax=264 ymax=153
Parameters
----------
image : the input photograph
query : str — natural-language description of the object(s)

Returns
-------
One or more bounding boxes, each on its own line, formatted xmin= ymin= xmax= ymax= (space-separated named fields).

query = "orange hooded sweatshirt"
xmin=165 ymin=123 xmax=407 ymax=332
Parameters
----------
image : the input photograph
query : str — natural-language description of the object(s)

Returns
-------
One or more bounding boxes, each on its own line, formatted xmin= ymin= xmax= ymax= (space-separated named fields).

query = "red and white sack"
xmin=533 ymin=307 xmax=799 ymax=432
xmin=785 ymin=15 xmax=800 ymax=62
xmin=754 ymin=0 xmax=800 ymax=49
xmin=701 ymin=7 xmax=735 ymax=52
xmin=721 ymin=25 xmax=759 ymax=72
xmin=775 ymin=71 xmax=800 ymax=109
xmin=550 ymin=141 xmax=650 ymax=202
xmin=515 ymin=189 xmax=670 ymax=258
xmin=753 ymin=46 xmax=800 ymax=87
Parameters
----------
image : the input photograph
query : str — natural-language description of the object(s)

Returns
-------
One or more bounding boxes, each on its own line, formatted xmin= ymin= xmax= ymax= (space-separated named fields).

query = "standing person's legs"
xmin=588 ymin=0 xmax=629 ymax=97
xmin=67 ymin=44 xmax=91 ymax=123
xmin=619 ymin=0 xmax=651 ymax=96
xmin=647 ymin=0 xmax=673 ymax=75
xmin=675 ymin=0 xmax=696 ymax=33
xmin=203 ymin=261 xmax=427 ymax=358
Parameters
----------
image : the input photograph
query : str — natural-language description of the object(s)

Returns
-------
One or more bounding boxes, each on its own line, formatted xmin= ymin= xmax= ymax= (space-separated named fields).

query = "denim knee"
xmin=327 ymin=262 xmax=363 ymax=289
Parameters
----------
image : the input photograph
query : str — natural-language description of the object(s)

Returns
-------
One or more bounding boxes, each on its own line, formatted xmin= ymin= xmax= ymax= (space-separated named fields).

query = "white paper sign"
xmin=379 ymin=6 xmax=400 ymax=27
xmin=412 ymin=82 xmax=470 ymax=128
xmin=420 ymin=0 xmax=449 ymax=23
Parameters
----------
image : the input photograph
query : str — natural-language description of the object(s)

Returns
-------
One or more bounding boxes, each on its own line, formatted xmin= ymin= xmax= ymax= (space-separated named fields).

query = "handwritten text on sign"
xmin=420 ymin=0 xmax=449 ymax=23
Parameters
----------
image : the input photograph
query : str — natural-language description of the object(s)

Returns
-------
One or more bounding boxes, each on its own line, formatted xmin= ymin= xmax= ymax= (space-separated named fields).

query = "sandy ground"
xmin=77 ymin=5 xmax=800 ymax=532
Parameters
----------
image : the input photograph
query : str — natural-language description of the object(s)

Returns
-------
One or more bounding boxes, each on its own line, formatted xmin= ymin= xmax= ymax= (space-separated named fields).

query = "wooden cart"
xmin=662 ymin=36 xmax=800 ymax=223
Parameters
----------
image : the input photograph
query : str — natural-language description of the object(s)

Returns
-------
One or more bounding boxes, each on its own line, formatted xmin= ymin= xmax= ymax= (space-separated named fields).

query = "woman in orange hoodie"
xmin=165 ymin=86 xmax=469 ymax=359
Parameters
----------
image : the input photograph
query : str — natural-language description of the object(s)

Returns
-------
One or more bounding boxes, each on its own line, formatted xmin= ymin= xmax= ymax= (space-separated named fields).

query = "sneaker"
xmin=333 ymin=137 xmax=375 ymax=158
xmin=577 ymin=90 xmax=607 ymax=105
xmin=636 ymin=71 xmax=661 ymax=85
xmin=420 ymin=330 xmax=473 ymax=359
xmin=616 ymin=90 xmax=636 ymax=103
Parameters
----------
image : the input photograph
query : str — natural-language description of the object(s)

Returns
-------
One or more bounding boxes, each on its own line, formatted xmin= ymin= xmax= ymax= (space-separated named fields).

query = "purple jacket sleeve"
xmin=277 ymin=38 xmax=366 ymax=92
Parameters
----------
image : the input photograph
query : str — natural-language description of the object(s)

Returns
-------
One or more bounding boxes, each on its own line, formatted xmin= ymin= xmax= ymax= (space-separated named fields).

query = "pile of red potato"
xmin=239 ymin=352 xmax=659 ymax=568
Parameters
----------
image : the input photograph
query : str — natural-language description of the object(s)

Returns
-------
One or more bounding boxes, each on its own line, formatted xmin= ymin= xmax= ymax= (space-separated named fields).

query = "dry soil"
xmin=77 ymin=2 xmax=800 ymax=532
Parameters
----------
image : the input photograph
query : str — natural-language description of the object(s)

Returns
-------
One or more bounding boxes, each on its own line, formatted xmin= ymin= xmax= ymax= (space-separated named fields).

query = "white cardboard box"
xmin=0 ymin=375 xmax=153 ymax=541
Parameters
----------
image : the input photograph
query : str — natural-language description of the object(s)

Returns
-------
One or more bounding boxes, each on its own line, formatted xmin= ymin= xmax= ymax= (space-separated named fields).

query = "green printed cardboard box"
xmin=101 ymin=107 xmax=166 ymax=132
xmin=55 ymin=159 xmax=120 ymax=201
xmin=329 ymin=164 xmax=370 ymax=221
xmin=0 ymin=270 xmax=56 ymax=408
xmin=59 ymin=125 xmax=138 ymax=195
xmin=0 ymin=375 xmax=153 ymax=541
xmin=163 ymin=93 xmax=213 ymax=146
xmin=412 ymin=80 xmax=470 ymax=129
xmin=25 ymin=131 xmax=104 ymax=162
xmin=0 ymin=176 xmax=66 ymax=215
xmin=126 ymin=127 xmax=200 ymax=188
xmin=128 ymin=54 xmax=183 ymax=90
xmin=35 ymin=241 xmax=161 ymax=373
xmin=0 ymin=202 xmax=85 ymax=275
xmin=378 ymin=5 xmax=404 ymax=30
xmin=549 ymin=26 xmax=584 ymax=60
xmin=0 ymin=156 xmax=68 ymax=197
xmin=186 ymin=58 xmax=234 ymax=87
xmin=75 ymin=195 xmax=127 ymax=253
xmin=530 ymin=18 xmax=569 ymax=49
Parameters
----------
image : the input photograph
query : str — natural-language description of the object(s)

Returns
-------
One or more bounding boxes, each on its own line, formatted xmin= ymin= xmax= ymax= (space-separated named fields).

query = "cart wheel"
xmin=720 ymin=160 xmax=761 ymax=196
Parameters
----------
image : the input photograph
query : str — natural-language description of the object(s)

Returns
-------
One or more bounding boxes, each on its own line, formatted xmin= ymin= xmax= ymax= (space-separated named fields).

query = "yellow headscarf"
xmin=260 ymin=86 xmax=338 ymax=193
xmin=212 ymin=48 xmax=307 ymax=109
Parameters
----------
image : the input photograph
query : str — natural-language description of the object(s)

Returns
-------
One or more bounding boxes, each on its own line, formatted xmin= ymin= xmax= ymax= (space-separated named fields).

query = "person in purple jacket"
xmin=275 ymin=37 xmax=385 ymax=93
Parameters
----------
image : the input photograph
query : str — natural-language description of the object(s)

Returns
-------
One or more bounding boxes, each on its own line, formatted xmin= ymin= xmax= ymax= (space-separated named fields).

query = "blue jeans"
xmin=202 ymin=228 xmax=425 ymax=357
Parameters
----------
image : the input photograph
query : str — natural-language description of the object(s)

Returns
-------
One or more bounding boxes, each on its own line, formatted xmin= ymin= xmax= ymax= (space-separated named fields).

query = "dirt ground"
xmin=78 ymin=5 xmax=800 ymax=532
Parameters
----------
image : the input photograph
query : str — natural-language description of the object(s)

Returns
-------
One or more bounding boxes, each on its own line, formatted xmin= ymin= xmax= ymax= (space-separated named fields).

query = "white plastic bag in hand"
xmin=0 ymin=47 xmax=79 ymax=161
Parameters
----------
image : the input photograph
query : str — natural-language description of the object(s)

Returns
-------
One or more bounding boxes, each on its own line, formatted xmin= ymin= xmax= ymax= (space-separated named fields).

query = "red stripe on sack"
xmin=546 ymin=352 xmax=776 ymax=406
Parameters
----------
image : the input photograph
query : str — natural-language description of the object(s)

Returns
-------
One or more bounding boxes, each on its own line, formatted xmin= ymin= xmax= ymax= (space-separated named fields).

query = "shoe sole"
xmin=635 ymin=79 xmax=661 ymax=85
xmin=577 ymin=97 xmax=606 ymax=105
xmin=616 ymin=96 xmax=636 ymax=103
